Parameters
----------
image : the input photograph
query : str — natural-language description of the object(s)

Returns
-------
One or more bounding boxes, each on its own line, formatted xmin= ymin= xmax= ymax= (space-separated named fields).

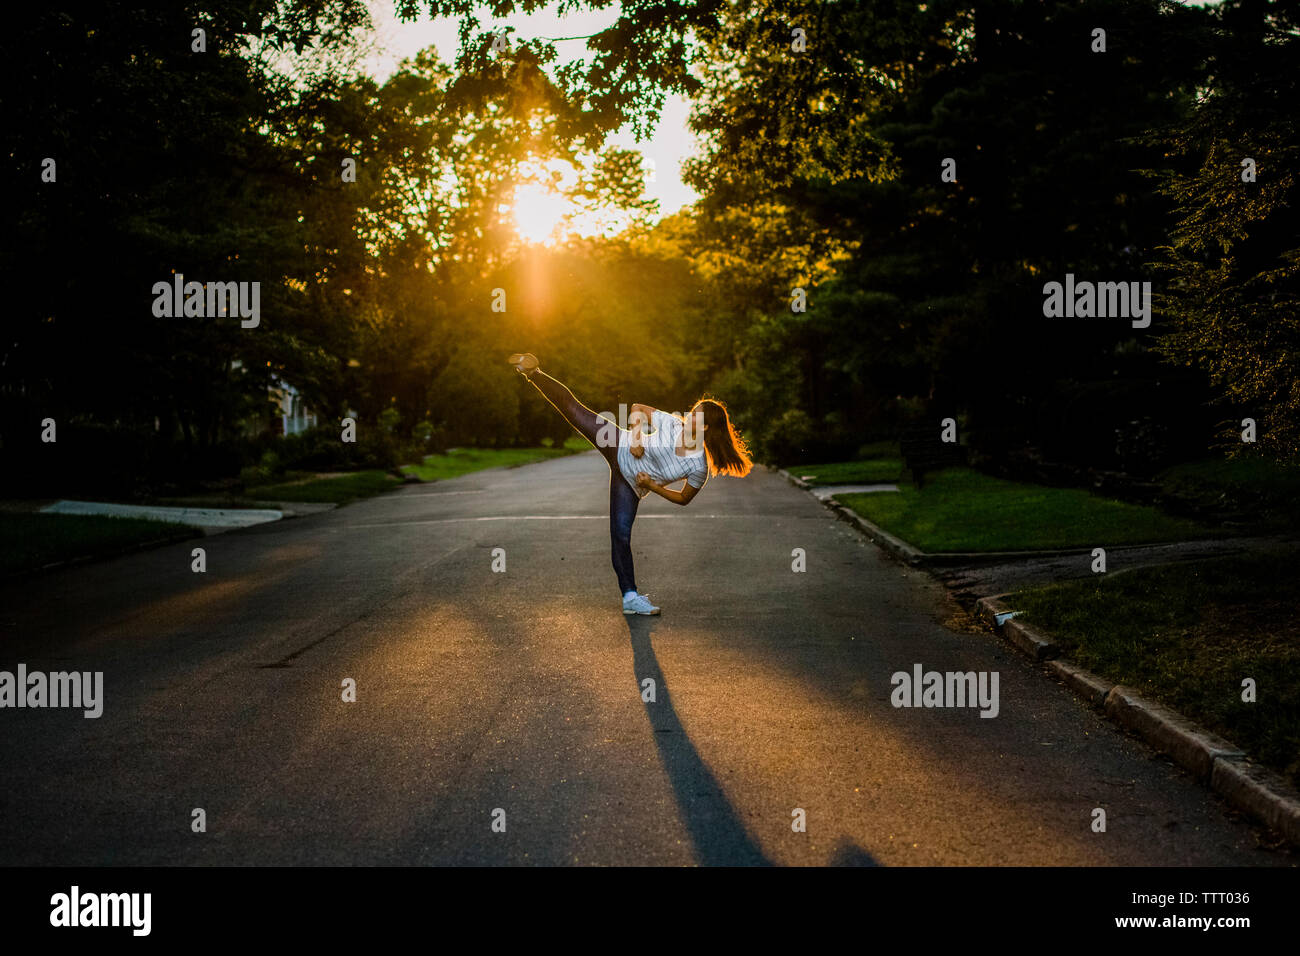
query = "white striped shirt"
xmin=616 ymin=409 xmax=709 ymax=499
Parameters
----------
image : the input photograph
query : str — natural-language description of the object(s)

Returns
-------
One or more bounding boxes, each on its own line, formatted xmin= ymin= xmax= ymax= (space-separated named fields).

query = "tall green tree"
xmin=1147 ymin=0 xmax=1300 ymax=458
xmin=1 ymin=1 xmax=371 ymax=486
xmin=680 ymin=0 xmax=1214 ymax=466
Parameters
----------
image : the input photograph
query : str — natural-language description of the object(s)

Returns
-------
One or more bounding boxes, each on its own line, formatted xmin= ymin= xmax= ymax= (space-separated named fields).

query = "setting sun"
xmin=511 ymin=181 xmax=571 ymax=245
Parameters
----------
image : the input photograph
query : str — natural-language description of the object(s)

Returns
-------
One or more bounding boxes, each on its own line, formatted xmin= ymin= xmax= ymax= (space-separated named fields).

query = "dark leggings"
xmin=528 ymin=370 xmax=640 ymax=595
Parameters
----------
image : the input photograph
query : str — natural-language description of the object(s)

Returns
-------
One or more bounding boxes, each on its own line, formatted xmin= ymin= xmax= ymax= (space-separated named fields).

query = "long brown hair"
xmin=691 ymin=396 xmax=753 ymax=478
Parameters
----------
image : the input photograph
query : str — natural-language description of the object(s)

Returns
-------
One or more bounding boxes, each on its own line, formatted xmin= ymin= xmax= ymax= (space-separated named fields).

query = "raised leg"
xmin=527 ymin=370 xmax=620 ymax=466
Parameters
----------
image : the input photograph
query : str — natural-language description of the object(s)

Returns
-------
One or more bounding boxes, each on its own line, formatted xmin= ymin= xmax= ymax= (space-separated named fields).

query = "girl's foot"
xmin=507 ymin=352 xmax=539 ymax=378
xmin=622 ymin=591 xmax=661 ymax=615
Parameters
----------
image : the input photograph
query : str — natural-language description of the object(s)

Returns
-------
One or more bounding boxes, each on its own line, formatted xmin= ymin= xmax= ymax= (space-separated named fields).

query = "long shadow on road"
xmin=626 ymin=614 xmax=773 ymax=865
xmin=625 ymin=616 xmax=879 ymax=867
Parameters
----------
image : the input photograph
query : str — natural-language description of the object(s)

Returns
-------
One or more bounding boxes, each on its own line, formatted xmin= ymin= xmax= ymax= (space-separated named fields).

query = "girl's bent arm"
xmin=629 ymin=403 xmax=656 ymax=458
xmin=637 ymin=474 xmax=701 ymax=506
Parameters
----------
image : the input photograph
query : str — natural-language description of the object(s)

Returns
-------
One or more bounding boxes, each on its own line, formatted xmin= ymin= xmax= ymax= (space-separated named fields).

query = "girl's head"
xmin=686 ymin=397 xmax=753 ymax=478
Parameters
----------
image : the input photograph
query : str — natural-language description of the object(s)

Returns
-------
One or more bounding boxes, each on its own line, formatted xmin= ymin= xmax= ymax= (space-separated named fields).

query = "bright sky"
xmin=359 ymin=0 xmax=701 ymax=222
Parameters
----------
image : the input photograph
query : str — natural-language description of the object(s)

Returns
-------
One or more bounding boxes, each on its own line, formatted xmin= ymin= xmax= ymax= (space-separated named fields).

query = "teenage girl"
xmin=507 ymin=352 xmax=752 ymax=614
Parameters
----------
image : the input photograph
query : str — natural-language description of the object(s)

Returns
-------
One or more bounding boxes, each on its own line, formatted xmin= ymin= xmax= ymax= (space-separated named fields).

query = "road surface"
xmin=0 ymin=452 xmax=1290 ymax=865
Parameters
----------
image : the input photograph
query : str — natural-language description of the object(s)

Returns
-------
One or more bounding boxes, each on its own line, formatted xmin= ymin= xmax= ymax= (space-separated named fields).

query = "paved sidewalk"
xmin=41 ymin=499 xmax=283 ymax=530
xmin=808 ymin=483 xmax=898 ymax=500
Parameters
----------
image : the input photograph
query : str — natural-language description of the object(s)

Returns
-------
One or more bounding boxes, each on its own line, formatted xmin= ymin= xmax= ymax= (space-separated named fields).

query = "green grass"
xmin=1010 ymin=549 xmax=1300 ymax=788
xmin=244 ymin=470 xmax=402 ymax=504
xmin=0 ymin=513 xmax=200 ymax=576
xmin=247 ymin=439 xmax=586 ymax=503
xmin=795 ymin=442 xmax=902 ymax=485
xmin=796 ymin=460 xmax=902 ymax=485
xmin=1159 ymin=455 xmax=1300 ymax=529
xmin=399 ymin=438 xmax=586 ymax=482
xmin=838 ymin=467 xmax=1218 ymax=552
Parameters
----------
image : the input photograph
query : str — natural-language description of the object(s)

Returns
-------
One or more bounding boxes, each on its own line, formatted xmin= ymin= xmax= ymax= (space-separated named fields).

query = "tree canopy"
xmin=4 ymin=0 xmax=1295 ymax=497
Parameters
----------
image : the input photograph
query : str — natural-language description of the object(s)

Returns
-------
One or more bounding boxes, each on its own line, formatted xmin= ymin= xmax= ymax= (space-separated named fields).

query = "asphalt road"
xmin=0 ymin=452 xmax=1291 ymax=865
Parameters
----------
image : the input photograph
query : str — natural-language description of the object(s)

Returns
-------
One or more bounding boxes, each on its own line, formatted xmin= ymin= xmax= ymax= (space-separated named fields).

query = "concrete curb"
xmin=774 ymin=467 xmax=812 ymax=491
xmin=1211 ymin=757 xmax=1300 ymax=848
xmin=1045 ymin=659 xmax=1114 ymax=709
xmin=973 ymin=595 xmax=1061 ymax=660
xmin=973 ymin=593 xmax=1016 ymax=628
xmin=829 ymin=503 xmax=926 ymax=566
xmin=774 ymin=467 xmax=924 ymax=565
xmin=975 ymin=593 xmax=1300 ymax=849
xmin=1003 ymin=616 xmax=1061 ymax=661
xmin=1103 ymin=685 xmax=1245 ymax=781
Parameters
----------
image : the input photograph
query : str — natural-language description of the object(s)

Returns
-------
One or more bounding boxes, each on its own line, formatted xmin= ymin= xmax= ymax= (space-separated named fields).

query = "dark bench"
xmin=900 ymin=422 xmax=967 ymax=488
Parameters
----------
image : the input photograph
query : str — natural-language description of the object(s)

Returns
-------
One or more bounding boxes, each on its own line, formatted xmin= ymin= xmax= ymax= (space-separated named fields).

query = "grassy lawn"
xmin=794 ymin=442 xmax=903 ymax=485
xmin=243 ymin=440 xmax=586 ymax=503
xmin=0 ymin=513 xmax=200 ymax=576
xmin=838 ymin=467 xmax=1218 ymax=552
xmin=244 ymin=470 xmax=402 ymax=504
xmin=1010 ymin=549 xmax=1300 ymax=788
xmin=1159 ymin=455 xmax=1300 ymax=529
xmin=244 ymin=440 xmax=586 ymax=503
xmin=399 ymin=438 xmax=586 ymax=482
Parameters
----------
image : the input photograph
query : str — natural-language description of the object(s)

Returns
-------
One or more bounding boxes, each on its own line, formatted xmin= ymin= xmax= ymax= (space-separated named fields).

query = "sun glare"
xmin=511 ymin=182 xmax=571 ymax=245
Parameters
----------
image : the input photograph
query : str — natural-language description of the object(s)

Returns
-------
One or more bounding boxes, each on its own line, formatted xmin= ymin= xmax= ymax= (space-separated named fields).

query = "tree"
xmin=1146 ymin=0 xmax=1300 ymax=459
xmin=679 ymin=0 xmax=1214 ymax=467
xmin=1 ymin=1 xmax=372 ymax=491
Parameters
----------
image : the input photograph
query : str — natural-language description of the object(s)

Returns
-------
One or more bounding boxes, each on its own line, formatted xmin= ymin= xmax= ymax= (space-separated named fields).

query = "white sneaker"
xmin=622 ymin=591 xmax=661 ymax=615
